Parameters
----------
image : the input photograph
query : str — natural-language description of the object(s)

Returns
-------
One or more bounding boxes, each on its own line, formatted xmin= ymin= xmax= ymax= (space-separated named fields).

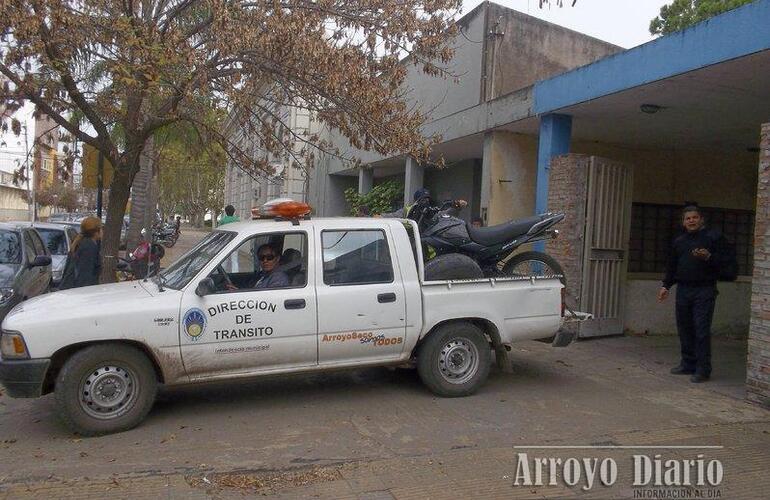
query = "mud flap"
xmin=495 ymin=345 xmax=514 ymax=373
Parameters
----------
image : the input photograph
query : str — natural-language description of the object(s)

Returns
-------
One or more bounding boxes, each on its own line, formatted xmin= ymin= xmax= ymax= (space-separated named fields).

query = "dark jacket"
xmin=250 ymin=269 xmax=289 ymax=289
xmin=662 ymin=228 xmax=728 ymax=289
xmin=59 ymin=238 xmax=101 ymax=290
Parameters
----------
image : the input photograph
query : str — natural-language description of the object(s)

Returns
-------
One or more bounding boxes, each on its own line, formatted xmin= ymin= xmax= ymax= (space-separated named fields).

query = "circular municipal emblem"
xmin=183 ymin=308 xmax=207 ymax=341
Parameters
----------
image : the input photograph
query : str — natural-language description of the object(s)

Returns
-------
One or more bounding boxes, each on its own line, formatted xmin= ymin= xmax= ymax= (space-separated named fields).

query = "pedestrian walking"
xmin=657 ymin=203 xmax=733 ymax=383
xmin=59 ymin=216 xmax=102 ymax=290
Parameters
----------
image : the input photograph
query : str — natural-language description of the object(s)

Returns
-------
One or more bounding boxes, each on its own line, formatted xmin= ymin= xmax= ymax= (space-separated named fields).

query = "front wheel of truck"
xmin=55 ymin=344 xmax=158 ymax=436
xmin=417 ymin=322 xmax=491 ymax=397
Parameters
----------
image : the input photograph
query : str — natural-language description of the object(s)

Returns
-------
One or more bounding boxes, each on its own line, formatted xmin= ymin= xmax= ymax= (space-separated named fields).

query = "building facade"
xmin=224 ymin=103 xmax=317 ymax=221
xmin=309 ymin=0 xmax=770 ymax=404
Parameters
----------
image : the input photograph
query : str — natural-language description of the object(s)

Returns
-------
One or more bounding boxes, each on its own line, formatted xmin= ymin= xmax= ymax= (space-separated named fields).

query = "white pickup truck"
xmin=0 ymin=217 xmax=575 ymax=435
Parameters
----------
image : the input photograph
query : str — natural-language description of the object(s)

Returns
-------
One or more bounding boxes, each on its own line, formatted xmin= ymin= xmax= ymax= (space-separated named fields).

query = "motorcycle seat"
xmin=466 ymin=215 xmax=546 ymax=246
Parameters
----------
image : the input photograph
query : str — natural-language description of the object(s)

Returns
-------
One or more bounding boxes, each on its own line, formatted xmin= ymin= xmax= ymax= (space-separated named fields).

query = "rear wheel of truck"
xmin=424 ymin=253 xmax=484 ymax=281
xmin=417 ymin=322 xmax=491 ymax=397
xmin=55 ymin=344 xmax=157 ymax=436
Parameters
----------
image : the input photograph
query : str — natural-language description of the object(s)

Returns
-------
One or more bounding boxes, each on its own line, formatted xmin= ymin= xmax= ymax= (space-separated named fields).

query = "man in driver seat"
xmin=226 ymin=243 xmax=289 ymax=290
xmin=251 ymin=243 xmax=290 ymax=289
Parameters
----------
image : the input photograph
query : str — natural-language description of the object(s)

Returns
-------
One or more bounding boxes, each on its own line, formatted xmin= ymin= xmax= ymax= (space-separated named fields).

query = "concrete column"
xmin=403 ymin=156 xmax=424 ymax=207
xmin=535 ymin=113 xmax=572 ymax=251
xmin=480 ymin=132 xmax=494 ymax=224
xmin=358 ymin=168 xmax=373 ymax=194
xmin=536 ymin=114 xmax=572 ymax=214
xmin=747 ymin=122 xmax=770 ymax=408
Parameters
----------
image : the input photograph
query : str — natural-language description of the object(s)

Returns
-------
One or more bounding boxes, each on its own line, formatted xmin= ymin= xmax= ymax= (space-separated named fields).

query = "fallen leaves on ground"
xmin=188 ymin=465 xmax=343 ymax=494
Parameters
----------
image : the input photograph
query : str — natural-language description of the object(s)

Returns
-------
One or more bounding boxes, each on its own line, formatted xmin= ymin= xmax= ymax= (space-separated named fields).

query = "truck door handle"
xmin=284 ymin=299 xmax=306 ymax=310
xmin=378 ymin=293 xmax=396 ymax=303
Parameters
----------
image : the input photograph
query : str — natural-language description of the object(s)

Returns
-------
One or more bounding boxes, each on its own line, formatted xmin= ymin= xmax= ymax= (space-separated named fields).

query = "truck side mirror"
xmin=195 ymin=277 xmax=216 ymax=297
xmin=31 ymin=255 xmax=52 ymax=268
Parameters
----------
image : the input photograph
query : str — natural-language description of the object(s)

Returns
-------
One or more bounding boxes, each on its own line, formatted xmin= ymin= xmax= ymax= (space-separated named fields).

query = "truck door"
xmin=315 ymin=227 xmax=407 ymax=364
xmin=179 ymin=231 xmax=317 ymax=379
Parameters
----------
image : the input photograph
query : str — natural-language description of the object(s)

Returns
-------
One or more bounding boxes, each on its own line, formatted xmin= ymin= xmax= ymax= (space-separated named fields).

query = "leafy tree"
xmin=156 ymin=122 xmax=225 ymax=227
xmin=1 ymin=0 xmax=464 ymax=280
xmin=25 ymin=182 xmax=80 ymax=212
xmin=650 ymin=0 xmax=755 ymax=35
xmin=344 ymin=180 xmax=404 ymax=216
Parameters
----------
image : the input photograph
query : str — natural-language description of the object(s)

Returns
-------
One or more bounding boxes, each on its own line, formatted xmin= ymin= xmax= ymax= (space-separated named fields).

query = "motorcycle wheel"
xmin=502 ymin=251 xmax=565 ymax=284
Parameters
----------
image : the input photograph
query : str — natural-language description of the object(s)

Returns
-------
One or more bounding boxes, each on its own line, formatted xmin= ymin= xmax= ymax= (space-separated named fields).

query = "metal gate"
xmin=579 ymin=157 xmax=633 ymax=338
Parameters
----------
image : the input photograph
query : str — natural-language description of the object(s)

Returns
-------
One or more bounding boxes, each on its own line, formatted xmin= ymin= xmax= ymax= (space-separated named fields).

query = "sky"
xmin=0 ymin=102 xmax=35 ymax=174
xmin=463 ymin=0 xmax=671 ymax=49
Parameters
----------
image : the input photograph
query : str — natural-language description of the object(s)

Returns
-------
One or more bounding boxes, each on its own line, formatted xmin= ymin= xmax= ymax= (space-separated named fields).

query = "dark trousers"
xmin=675 ymin=284 xmax=717 ymax=376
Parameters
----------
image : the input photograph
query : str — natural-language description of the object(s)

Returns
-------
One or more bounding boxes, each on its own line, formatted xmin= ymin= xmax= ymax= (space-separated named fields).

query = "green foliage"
xmin=344 ymin=179 xmax=404 ymax=216
xmin=650 ymin=0 xmax=755 ymax=35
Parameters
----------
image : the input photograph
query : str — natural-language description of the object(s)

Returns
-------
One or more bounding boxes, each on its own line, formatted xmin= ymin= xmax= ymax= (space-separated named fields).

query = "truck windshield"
xmin=160 ymin=231 xmax=235 ymax=289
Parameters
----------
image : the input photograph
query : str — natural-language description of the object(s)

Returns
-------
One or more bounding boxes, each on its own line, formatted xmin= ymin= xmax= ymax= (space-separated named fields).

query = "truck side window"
xmin=322 ymin=230 xmax=394 ymax=285
xmin=215 ymin=232 xmax=308 ymax=291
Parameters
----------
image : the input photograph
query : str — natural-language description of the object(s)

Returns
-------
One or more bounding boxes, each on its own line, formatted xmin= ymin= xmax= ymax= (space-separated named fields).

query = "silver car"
xmin=13 ymin=222 xmax=78 ymax=287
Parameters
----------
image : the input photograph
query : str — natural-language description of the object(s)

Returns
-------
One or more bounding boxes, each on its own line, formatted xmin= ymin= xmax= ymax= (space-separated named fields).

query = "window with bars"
xmin=628 ymin=203 xmax=754 ymax=276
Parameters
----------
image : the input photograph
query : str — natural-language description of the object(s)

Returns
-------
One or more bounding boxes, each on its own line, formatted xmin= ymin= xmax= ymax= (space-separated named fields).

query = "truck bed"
xmin=419 ymin=276 xmax=564 ymax=345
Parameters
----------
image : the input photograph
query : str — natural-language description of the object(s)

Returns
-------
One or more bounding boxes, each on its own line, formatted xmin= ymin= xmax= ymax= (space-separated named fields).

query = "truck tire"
xmin=424 ymin=253 xmax=484 ymax=281
xmin=55 ymin=344 xmax=157 ymax=436
xmin=502 ymin=251 xmax=565 ymax=284
xmin=417 ymin=321 xmax=491 ymax=397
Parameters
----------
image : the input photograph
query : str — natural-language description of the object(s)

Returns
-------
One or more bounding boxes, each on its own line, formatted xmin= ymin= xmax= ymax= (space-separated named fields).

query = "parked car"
xmin=0 ymin=208 xmax=586 ymax=435
xmin=52 ymin=216 xmax=128 ymax=249
xmin=13 ymin=222 xmax=77 ymax=288
xmin=0 ymin=223 xmax=52 ymax=323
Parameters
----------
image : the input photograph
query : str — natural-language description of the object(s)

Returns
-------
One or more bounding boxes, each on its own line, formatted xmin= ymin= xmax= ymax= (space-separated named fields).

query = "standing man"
xmin=219 ymin=205 xmax=240 ymax=226
xmin=657 ymin=203 xmax=729 ymax=383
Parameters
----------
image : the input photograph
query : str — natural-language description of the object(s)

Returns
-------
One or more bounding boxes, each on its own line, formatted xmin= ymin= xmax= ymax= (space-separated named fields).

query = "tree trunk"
xmin=100 ymin=168 xmax=133 ymax=283
xmin=127 ymin=138 xmax=156 ymax=252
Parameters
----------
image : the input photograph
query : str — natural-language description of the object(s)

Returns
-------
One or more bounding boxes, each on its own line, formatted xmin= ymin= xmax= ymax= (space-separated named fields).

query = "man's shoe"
xmin=670 ymin=365 xmax=695 ymax=375
xmin=690 ymin=373 xmax=710 ymax=383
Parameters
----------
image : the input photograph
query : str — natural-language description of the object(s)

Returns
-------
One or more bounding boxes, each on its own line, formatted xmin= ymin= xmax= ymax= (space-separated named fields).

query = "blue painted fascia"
xmin=533 ymin=0 xmax=770 ymax=115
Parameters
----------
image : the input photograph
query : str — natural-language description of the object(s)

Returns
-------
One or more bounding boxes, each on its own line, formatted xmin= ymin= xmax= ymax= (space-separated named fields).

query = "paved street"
xmin=0 ymin=228 xmax=767 ymax=498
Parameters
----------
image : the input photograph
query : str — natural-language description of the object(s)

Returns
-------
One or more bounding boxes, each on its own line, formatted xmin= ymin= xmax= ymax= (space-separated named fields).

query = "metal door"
xmin=579 ymin=157 xmax=633 ymax=337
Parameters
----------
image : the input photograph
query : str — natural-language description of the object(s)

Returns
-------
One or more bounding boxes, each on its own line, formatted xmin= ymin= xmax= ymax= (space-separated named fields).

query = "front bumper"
xmin=0 ymin=358 xmax=50 ymax=398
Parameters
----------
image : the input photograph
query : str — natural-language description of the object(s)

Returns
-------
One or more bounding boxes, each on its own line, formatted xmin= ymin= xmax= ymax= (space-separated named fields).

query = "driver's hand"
xmin=225 ymin=283 xmax=238 ymax=291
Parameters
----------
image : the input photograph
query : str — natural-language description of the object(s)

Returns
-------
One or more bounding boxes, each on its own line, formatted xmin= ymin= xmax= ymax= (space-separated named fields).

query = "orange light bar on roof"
xmin=271 ymin=201 xmax=312 ymax=219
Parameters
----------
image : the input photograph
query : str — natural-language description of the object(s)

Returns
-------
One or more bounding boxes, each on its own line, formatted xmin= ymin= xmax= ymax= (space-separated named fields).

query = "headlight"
xmin=0 ymin=331 xmax=29 ymax=360
xmin=0 ymin=288 xmax=13 ymax=305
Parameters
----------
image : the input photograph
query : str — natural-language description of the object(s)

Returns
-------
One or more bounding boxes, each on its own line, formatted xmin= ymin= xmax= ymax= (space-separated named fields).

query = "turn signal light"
xmin=12 ymin=336 xmax=24 ymax=354
xmin=0 ymin=332 xmax=29 ymax=359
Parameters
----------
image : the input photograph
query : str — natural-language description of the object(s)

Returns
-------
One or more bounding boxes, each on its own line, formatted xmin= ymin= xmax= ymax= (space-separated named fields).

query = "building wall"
xmin=572 ymin=142 xmax=757 ymax=210
xmin=484 ymin=2 xmax=620 ymax=100
xmin=747 ymin=122 xmax=770 ymax=407
xmin=224 ymin=103 xmax=318 ymax=220
xmin=401 ymin=4 xmax=485 ymax=120
xmin=423 ymin=160 xmax=479 ymax=222
xmin=482 ymin=131 xmax=538 ymax=225
xmin=0 ymin=184 xmax=28 ymax=221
